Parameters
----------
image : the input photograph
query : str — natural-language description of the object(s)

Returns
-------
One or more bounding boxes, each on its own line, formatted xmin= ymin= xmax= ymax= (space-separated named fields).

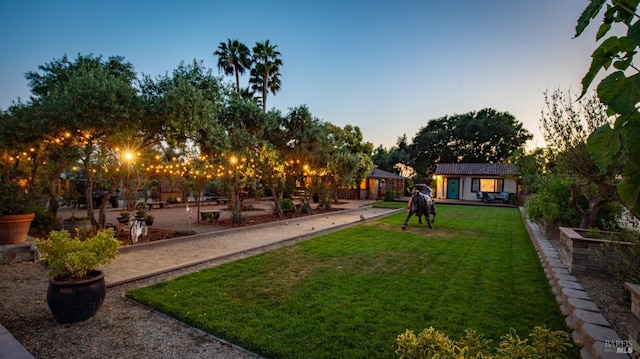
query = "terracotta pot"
xmin=47 ymin=270 xmax=106 ymax=323
xmin=0 ymin=213 xmax=35 ymax=244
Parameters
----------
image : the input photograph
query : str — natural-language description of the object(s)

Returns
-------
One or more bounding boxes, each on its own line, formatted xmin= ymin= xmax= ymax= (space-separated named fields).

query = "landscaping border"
xmin=521 ymin=208 xmax=631 ymax=359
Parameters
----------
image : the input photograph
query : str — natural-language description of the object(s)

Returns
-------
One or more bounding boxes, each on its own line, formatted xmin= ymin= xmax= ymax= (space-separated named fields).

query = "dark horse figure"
xmin=401 ymin=185 xmax=436 ymax=230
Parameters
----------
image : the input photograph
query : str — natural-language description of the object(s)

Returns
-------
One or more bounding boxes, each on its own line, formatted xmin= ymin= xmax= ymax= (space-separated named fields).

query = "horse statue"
xmin=401 ymin=184 xmax=436 ymax=230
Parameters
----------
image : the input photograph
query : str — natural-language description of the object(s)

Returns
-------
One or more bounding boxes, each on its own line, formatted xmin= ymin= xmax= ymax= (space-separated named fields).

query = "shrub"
xmin=36 ymin=229 xmax=120 ymax=279
xmin=0 ymin=181 xmax=37 ymax=215
xmin=526 ymin=174 xmax=579 ymax=227
xmin=384 ymin=190 xmax=396 ymax=202
xmin=31 ymin=206 xmax=61 ymax=233
xmin=395 ymin=325 xmax=571 ymax=359
xmin=280 ymin=198 xmax=295 ymax=211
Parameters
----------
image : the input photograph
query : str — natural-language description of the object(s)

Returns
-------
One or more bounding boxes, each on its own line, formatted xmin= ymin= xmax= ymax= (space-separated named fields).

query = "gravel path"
xmin=1 ymin=255 xmax=266 ymax=358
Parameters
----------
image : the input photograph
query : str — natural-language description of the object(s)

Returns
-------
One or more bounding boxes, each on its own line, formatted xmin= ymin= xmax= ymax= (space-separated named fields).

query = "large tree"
xmin=250 ymin=40 xmax=282 ymax=111
xmin=409 ymin=108 xmax=532 ymax=178
xmin=25 ymin=54 xmax=140 ymax=227
xmin=372 ymin=135 xmax=413 ymax=177
xmin=575 ymin=0 xmax=640 ymax=219
xmin=214 ymin=39 xmax=251 ymax=93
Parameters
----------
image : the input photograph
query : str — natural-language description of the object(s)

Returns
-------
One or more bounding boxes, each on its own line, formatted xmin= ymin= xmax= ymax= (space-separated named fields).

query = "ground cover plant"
xmin=127 ymin=204 xmax=575 ymax=358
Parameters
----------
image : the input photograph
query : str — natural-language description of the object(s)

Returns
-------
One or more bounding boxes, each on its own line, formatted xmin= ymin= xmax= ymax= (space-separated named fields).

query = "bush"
xmin=526 ymin=174 xmax=580 ymax=227
xmin=0 ymin=181 xmax=37 ymax=215
xmin=31 ymin=206 xmax=61 ymax=233
xmin=280 ymin=198 xmax=295 ymax=211
xmin=395 ymin=325 xmax=571 ymax=359
xmin=36 ymin=229 xmax=120 ymax=279
xmin=384 ymin=190 xmax=396 ymax=202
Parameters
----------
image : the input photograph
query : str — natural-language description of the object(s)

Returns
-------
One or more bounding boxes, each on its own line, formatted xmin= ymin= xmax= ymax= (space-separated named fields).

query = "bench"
xmin=216 ymin=198 xmax=229 ymax=205
xmin=200 ymin=209 xmax=221 ymax=221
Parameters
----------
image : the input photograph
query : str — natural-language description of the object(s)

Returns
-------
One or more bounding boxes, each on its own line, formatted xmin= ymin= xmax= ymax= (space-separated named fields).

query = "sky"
xmin=0 ymin=0 xmax=604 ymax=150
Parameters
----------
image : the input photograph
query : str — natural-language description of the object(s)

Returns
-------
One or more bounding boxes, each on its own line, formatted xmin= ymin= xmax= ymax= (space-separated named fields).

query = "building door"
xmin=447 ymin=178 xmax=459 ymax=199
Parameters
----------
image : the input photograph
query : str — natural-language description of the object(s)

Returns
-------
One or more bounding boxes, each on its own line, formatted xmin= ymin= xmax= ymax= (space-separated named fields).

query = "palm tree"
xmin=214 ymin=39 xmax=251 ymax=93
xmin=250 ymin=40 xmax=282 ymax=111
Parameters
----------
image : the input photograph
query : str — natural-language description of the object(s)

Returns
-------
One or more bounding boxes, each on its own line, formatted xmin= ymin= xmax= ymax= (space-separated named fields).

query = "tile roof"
xmin=435 ymin=163 xmax=517 ymax=176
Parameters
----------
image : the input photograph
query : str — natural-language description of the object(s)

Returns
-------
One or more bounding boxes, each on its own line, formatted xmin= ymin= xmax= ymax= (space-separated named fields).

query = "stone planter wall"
xmin=558 ymin=227 xmax=632 ymax=276
xmin=624 ymin=283 xmax=640 ymax=357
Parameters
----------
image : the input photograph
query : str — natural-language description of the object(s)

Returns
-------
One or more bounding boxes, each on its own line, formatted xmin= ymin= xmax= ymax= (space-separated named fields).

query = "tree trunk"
xmin=47 ymin=160 xmax=68 ymax=215
xmin=270 ymin=183 xmax=282 ymax=217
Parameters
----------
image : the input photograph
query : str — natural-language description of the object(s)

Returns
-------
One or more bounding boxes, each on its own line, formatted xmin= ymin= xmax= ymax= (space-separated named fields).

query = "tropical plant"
xmin=250 ymin=40 xmax=282 ymax=111
xmin=214 ymin=39 xmax=251 ymax=92
xmin=575 ymin=1 xmax=640 ymax=219
xmin=36 ymin=229 xmax=120 ymax=279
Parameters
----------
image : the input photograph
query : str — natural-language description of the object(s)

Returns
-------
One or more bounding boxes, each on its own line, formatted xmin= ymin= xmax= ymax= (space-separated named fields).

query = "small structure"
xmin=363 ymin=168 xmax=405 ymax=200
xmin=433 ymin=163 xmax=519 ymax=201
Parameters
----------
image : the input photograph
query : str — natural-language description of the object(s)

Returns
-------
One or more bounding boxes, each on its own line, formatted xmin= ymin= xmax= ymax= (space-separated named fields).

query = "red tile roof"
xmin=435 ymin=163 xmax=517 ymax=175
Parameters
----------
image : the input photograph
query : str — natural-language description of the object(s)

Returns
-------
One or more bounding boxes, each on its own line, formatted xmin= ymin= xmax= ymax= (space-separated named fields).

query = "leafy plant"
xmin=280 ymin=197 xmax=295 ymax=211
xmin=575 ymin=1 xmax=640 ymax=219
xmin=395 ymin=325 xmax=571 ymax=359
xmin=119 ymin=211 xmax=131 ymax=218
xmin=201 ymin=212 xmax=218 ymax=222
xmin=384 ymin=190 xmax=396 ymax=202
xmin=36 ymin=229 xmax=120 ymax=280
xmin=0 ymin=181 xmax=36 ymax=215
xmin=526 ymin=174 xmax=581 ymax=228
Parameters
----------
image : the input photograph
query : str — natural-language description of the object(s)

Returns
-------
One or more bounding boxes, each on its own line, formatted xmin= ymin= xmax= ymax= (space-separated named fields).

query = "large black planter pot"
xmin=47 ymin=270 xmax=106 ymax=324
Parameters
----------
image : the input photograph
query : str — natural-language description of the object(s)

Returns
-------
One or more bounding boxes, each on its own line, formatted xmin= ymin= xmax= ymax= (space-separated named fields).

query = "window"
xmin=471 ymin=178 xmax=503 ymax=192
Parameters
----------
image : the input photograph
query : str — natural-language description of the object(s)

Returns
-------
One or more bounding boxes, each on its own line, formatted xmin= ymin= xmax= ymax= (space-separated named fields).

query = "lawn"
xmin=127 ymin=204 xmax=574 ymax=358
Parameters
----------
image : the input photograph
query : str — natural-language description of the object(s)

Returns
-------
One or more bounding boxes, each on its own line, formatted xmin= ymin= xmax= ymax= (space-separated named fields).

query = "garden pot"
xmin=145 ymin=219 xmax=154 ymax=226
xmin=47 ymin=270 xmax=106 ymax=324
xmin=117 ymin=217 xmax=130 ymax=224
xmin=0 ymin=213 xmax=35 ymax=244
xmin=62 ymin=218 xmax=92 ymax=234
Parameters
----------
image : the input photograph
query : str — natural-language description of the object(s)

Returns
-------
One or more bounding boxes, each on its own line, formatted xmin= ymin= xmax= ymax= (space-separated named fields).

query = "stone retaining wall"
xmin=522 ymin=211 xmax=630 ymax=358
xmin=558 ymin=227 xmax=632 ymax=276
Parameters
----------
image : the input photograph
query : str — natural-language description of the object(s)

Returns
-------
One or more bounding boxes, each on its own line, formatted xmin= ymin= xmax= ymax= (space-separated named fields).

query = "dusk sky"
xmin=1 ymin=1 xmax=603 ymax=150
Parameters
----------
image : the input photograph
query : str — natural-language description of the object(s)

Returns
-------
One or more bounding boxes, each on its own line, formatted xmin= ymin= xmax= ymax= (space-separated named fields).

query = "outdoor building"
xmin=363 ymin=168 xmax=405 ymax=200
xmin=433 ymin=163 xmax=519 ymax=201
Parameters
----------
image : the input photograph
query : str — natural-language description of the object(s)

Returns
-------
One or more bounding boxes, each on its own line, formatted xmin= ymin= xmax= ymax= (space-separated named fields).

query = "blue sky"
xmin=0 ymin=0 xmax=601 ymax=150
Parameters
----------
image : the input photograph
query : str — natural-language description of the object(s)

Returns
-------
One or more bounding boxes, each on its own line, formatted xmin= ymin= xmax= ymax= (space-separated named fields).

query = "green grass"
xmin=127 ymin=204 xmax=575 ymax=358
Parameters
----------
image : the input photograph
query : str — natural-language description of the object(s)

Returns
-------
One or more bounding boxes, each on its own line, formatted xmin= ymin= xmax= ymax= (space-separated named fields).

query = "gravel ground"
xmin=544 ymin=230 xmax=630 ymax=341
xmin=0 ymin=254 xmax=267 ymax=359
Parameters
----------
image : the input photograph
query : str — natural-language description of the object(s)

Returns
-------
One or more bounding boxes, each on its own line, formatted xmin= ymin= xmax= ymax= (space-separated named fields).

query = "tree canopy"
xmin=0 ymin=49 xmax=374 ymax=230
xmin=408 ymin=108 xmax=532 ymax=178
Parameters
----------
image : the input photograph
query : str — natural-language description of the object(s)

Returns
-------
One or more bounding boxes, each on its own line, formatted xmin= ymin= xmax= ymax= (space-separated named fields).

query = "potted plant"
xmin=117 ymin=211 xmax=131 ymax=224
xmin=135 ymin=202 xmax=148 ymax=221
xmin=35 ymin=229 xmax=120 ymax=323
xmin=255 ymin=188 xmax=264 ymax=203
xmin=0 ymin=180 xmax=36 ymax=244
xmin=144 ymin=214 xmax=154 ymax=226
